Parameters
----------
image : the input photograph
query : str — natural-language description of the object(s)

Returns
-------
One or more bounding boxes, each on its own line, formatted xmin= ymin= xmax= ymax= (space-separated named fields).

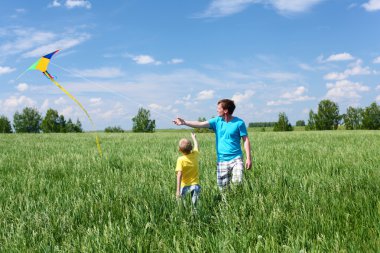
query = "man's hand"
xmin=245 ymin=158 xmax=252 ymax=170
xmin=173 ymin=118 xmax=185 ymax=126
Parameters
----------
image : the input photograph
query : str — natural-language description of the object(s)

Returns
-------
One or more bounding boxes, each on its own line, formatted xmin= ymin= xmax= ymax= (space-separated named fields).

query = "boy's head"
xmin=217 ymin=99 xmax=236 ymax=115
xmin=178 ymin=138 xmax=193 ymax=154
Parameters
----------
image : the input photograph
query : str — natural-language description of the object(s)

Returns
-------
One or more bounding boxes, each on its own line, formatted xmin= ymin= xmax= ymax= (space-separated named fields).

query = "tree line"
xmin=248 ymin=99 xmax=380 ymax=131
xmin=0 ymin=107 xmax=83 ymax=133
xmin=2 ymin=101 xmax=379 ymax=134
xmin=0 ymin=107 xmax=157 ymax=134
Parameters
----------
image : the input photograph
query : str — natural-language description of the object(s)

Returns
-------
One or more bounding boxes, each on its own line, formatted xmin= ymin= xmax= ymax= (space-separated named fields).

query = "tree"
xmin=13 ymin=107 xmax=42 ymax=133
xmin=132 ymin=107 xmax=155 ymax=132
xmin=343 ymin=106 xmax=363 ymax=130
xmin=74 ymin=119 xmax=83 ymax=133
xmin=41 ymin=108 xmax=60 ymax=133
xmin=361 ymin=102 xmax=380 ymax=130
xmin=315 ymin=100 xmax=340 ymax=130
xmin=59 ymin=115 xmax=67 ymax=133
xmin=296 ymin=120 xmax=306 ymax=127
xmin=194 ymin=117 xmax=213 ymax=133
xmin=0 ymin=115 xmax=13 ymax=133
xmin=273 ymin=112 xmax=293 ymax=131
xmin=306 ymin=109 xmax=316 ymax=131
xmin=66 ymin=119 xmax=75 ymax=132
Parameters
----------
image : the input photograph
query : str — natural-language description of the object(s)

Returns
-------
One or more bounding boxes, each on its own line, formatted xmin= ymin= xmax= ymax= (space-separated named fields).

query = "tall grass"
xmin=0 ymin=130 xmax=379 ymax=252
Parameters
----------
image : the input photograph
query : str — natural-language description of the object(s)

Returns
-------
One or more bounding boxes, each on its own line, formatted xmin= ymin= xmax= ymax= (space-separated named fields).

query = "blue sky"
xmin=1 ymin=0 xmax=380 ymax=130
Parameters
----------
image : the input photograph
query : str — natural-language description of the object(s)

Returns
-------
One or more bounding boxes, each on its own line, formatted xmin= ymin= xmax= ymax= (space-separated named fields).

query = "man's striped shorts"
xmin=216 ymin=157 xmax=244 ymax=189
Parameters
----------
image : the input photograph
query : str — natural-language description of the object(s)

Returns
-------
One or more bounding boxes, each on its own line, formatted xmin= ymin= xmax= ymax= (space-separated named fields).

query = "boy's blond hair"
xmin=178 ymin=138 xmax=193 ymax=154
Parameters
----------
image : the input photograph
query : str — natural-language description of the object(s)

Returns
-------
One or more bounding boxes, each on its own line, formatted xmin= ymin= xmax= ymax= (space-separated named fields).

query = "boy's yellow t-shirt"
xmin=175 ymin=149 xmax=199 ymax=188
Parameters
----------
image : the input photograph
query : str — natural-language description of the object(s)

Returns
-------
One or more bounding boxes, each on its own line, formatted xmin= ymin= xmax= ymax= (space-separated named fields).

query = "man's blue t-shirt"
xmin=208 ymin=116 xmax=248 ymax=162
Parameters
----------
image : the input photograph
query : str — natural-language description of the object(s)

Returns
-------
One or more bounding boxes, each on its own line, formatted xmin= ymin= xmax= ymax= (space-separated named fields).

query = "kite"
xmin=23 ymin=50 xmax=102 ymax=157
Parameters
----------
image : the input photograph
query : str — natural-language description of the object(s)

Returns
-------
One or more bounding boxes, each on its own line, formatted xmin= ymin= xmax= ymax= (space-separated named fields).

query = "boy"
xmin=175 ymin=132 xmax=201 ymax=207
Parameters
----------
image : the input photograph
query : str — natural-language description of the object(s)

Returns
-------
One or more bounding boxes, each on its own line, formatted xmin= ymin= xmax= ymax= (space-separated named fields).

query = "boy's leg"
xmin=190 ymin=185 xmax=201 ymax=206
xmin=180 ymin=186 xmax=190 ymax=208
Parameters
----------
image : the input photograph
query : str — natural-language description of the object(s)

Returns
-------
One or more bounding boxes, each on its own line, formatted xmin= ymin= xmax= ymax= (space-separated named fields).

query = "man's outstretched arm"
xmin=173 ymin=118 xmax=210 ymax=128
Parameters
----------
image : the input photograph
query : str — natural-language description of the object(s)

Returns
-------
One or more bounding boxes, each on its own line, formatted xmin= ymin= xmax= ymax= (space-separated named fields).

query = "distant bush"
xmin=296 ymin=120 xmax=305 ymax=127
xmin=194 ymin=117 xmax=213 ymax=133
xmin=105 ymin=126 xmax=125 ymax=133
xmin=249 ymin=122 xmax=276 ymax=127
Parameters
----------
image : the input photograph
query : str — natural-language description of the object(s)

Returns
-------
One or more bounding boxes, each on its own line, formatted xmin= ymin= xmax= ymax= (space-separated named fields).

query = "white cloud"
xmin=196 ymin=90 xmax=214 ymax=100
xmin=373 ymin=56 xmax=380 ymax=64
xmin=281 ymin=86 xmax=305 ymax=99
xmin=376 ymin=84 xmax=380 ymax=90
xmin=65 ymin=0 xmax=91 ymax=9
xmin=325 ymin=79 xmax=370 ymax=102
xmin=132 ymin=55 xmax=161 ymax=65
xmin=326 ymin=52 xmax=354 ymax=62
xmin=323 ymin=72 xmax=347 ymax=81
xmin=16 ymin=83 xmax=28 ymax=92
xmin=267 ymin=86 xmax=315 ymax=106
xmin=362 ymin=0 xmax=380 ymax=11
xmin=270 ymin=0 xmax=325 ymax=13
xmin=198 ymin=0 xmax=254 ymax=17
xmin=267 ymin=100 xmax=292 ymax=106
xmin=90 ymin=97 xmax=102 ymax=106
xmin=10 ymin=8 xmax=27 ymax=19
xmin=41 ymin=99 xmax=49 ymax=112
xmin=0 ymin=66 xmax=16 ymax=75
xmin=299 ymin=63 xmax=314 ymax=71
xmin=376 ymin=95 xmax=380 ymax=102
xmin=0 ymin=27 xmax=90 ymax=59
xmin=148 ymin=103 xmax=173 ymax=112
xmin=22 ymin=34 xmax=90 ymax=58
xmin=264 ymin=71 xmax=301 ymax=82
xmin=15 ymin=9 xmax=26 ymax=13
xmin=54 ymin=97 xmax=66 ymax=105
xmin=324 ymin=60 xmax=371 ymax=80
xmin=78 ymin=67 xmax=124 ymax=78
xmin=175 ymin=94 xmax=193 ymax=107
xmin=198 ymin=0 xmax=324 ymax=17
xmin=49 ymin=0 xmax=61 ymax=7
xmin=60 ymin=106 xmax=74 ymax=118
xmin=0 ymin=29 xmax=56 ymax=57
xmin=302 ymin=108 xmax=310 ymax=114
xmin=168 ymin=58 xmax=184 ymax=64
xmin=3 ymin=95 xmax=36 ymax=109
xmin=100 ymin=103 xmax=125 ymax=120
xmin=232 ymin=90 xmax=255 ymax=103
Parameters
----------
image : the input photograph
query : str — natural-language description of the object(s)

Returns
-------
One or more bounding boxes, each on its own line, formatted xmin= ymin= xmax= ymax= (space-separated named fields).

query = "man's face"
xmin=217 ymin=104 xmax=226 ymax=116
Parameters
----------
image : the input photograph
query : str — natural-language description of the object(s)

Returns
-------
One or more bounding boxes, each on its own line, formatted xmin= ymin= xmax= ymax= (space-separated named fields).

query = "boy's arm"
xmin=176 ymin=171 xmax=182 ymax=198
xmin=242 ymin=136 xmax=252 ymax=170
xmin=173 ymin=118 xmax=210 ymax=128
xmin=191 ymin=132 xmax=199 ymax=151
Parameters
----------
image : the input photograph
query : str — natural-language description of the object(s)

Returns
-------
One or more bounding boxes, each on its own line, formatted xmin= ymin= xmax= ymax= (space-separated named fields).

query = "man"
xmin=173 ymin=99 xmax=252 ymax=190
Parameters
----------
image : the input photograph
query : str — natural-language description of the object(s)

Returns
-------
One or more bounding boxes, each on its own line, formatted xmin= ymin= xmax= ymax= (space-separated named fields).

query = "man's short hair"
xmin=179 ymin=138 xmax=192 ymax=154
xmin=218 ymin=99 xmax=236 ymax=115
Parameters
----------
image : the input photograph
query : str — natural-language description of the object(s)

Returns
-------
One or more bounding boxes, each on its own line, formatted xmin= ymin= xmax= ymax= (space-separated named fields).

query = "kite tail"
xmin=43 ymin=71 xmax=103 ymax=157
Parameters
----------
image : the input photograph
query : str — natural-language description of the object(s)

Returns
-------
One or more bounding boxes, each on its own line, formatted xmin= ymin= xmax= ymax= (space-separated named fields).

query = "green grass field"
xmin=0 ymin=130 xmax=379 ymax=252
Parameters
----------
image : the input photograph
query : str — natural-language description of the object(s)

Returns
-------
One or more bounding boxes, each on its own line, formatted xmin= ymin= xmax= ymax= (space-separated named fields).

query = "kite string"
xmin=43 ymin=71 xmax=103 ymax=157
xmin=50 ymin=62 xmax=175 ymax=122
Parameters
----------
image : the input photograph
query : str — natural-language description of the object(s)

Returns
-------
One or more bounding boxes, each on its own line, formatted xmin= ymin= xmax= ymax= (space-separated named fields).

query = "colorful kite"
xmin=25 ymin=50 xmax=102 ymax=157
